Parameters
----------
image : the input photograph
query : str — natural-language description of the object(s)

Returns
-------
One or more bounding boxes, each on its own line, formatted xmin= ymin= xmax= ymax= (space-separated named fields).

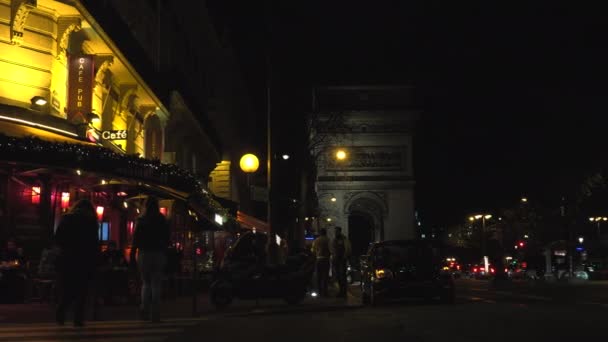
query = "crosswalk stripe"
xmin=0 ymin=319 xmax=203 ymax=341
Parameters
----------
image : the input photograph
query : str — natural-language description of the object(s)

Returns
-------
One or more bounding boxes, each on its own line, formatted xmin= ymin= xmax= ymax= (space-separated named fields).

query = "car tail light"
xmin=473 ymin=268 xmax=478 ymax=273
xmin=490 ymin=268 xmax=495 ymax=273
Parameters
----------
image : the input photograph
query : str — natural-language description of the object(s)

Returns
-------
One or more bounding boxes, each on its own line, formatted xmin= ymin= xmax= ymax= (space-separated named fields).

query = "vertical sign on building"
xmin=144 ymin=114 xmax=163 ymax=160
xmin=67 ymin=55 xmax=94 ymax=124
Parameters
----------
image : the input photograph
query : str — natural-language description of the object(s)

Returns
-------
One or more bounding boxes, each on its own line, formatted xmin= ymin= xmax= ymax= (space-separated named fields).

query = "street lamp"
xmin=336 ymin=149 xmax=347 ymax=161
xmin=240 ymin=153 xmax=260 ymax=186
xmin=589 ymin=216 xmax=607 ymax=237
xmin=469 ymin=213 xmax=492 ymax=272
xmin=240 ymin=153 xmax=260 ymax=173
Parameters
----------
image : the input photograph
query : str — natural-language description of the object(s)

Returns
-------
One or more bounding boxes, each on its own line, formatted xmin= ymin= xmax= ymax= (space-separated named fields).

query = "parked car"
xmin=360 ymin=240 xmax=455 ymax=306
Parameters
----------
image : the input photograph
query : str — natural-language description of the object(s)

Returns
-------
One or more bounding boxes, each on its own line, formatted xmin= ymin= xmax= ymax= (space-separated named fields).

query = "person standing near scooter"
xmin=332 ymin=227 xmax=351 ymax=298
xmin=311 ymin=229 xmax=331 ymax=297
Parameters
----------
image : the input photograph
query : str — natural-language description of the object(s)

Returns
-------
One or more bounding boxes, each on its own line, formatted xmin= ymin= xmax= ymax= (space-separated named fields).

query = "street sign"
xmin=250 ymin=185 xmax=268 ymax=202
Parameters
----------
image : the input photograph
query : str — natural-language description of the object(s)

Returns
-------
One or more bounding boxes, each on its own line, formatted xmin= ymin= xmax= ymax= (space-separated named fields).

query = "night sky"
xmin=209 ymin=1 xmax=608 ymax=228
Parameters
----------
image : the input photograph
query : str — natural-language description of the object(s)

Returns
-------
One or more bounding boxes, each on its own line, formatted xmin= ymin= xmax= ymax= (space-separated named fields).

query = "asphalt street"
xmin=167 ymin=279 xmax=608 ymax=342
xmin=1 ymin=279 xmax=607 ymax=341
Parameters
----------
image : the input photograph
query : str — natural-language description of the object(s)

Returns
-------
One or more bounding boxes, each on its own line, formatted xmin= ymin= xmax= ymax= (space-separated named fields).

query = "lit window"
xmin=31 ymin=186 xmax=41 ymax=204
xmin=99 ymin=222 xmax=110 ymax=241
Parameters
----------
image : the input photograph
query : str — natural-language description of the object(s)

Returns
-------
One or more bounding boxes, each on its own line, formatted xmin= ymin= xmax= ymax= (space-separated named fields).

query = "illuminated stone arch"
xmin=344 ymin=191 xmax=388 ymax=242
xmin=343 ymin=191 xmax=388 ymax=218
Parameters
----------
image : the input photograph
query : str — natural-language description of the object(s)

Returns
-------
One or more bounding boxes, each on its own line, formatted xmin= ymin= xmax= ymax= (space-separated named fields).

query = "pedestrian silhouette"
xmin=54 ymin=199 xmax=99 ymax=327
xmin=129 ymin=196 xmax=170 ymax=322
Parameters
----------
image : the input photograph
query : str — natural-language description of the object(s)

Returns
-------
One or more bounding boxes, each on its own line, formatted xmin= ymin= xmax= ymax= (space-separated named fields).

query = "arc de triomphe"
xmin=313 ymin=86 xmax=419 ymax=257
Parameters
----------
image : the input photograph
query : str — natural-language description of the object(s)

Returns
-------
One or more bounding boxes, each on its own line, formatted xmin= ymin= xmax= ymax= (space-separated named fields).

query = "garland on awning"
xmin=0 ymin=134 xmax=237 ymax=230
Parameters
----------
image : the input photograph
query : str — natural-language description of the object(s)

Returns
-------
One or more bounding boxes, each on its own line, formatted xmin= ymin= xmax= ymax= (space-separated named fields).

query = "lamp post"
xmin=239 ymin=153 xmax=260 ymax=186
xmin=239 ymin=153 xmax=260 ymax=222
xmin=469 ymin=214 xmax=492 ymax=272
xmin=589 ymin=216 xmax=607 ymax=238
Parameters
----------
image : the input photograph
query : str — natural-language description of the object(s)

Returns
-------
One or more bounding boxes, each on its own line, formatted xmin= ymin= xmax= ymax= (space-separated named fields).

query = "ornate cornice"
xmin=94 ymin=54 xmax=114 ymax=85
xmin=56 ymin=16 xmax=82 ymax=59
xmin=10 ymin=0 xmax=37 ymax=45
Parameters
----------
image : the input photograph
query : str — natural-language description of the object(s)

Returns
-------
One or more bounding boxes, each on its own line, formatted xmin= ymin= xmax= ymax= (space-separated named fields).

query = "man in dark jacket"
xmin=54 ymin=199 xmax=99 ymax=327
xmin=130 ymin=196 xmax=170 ymax=322
xmin=331 ymin=227 xmax=351 ymax=298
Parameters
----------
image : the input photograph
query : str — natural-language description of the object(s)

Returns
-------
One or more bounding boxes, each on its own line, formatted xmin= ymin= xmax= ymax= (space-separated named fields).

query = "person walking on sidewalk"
xmin=331 ymin=227 xmax=351 ymax=298
xmin=54 ymin=199 xmax=99 ymax=327
xmin=311 ymin=228 xmax=331 ymax=297
xmin=130 ymin=196 xmax=170 ymax=322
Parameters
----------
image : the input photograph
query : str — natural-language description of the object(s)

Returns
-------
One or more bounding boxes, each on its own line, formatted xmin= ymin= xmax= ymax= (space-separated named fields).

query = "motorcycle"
xmin=209 ymin=232 xmax=315 ymax=309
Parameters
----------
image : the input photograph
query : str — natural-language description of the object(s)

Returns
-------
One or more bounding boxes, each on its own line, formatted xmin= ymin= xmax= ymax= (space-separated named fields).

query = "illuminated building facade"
xmin=0 ymin=0 xmax=242 ymax=263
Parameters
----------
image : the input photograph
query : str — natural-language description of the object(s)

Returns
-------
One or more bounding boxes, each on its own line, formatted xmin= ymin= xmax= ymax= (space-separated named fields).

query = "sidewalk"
xmin=0 ymin=286 xmax=361 ymax=325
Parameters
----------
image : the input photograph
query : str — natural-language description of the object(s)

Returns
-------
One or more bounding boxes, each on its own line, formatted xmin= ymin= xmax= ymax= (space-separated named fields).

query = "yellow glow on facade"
xmin=336 ymin=150 xmax=347 ymax=160
xmin=239 ymin=154 xmax=260 ymax=173
xmin=0 ymin=0 xmax=162 ymax=160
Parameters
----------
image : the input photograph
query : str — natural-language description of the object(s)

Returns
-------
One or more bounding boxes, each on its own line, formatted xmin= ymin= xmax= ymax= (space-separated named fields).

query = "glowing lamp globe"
xmin=239 ymin=154 xmax=259 ymax=173
xmin=336 ymin=150 xmax=347 ymax=160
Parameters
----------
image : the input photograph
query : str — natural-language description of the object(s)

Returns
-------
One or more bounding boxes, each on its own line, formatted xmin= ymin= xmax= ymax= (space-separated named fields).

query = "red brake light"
xmin=490 ymin=268 xmax=495 ymax=273
xmin=473 ymin=268 xmax=478 ymax=273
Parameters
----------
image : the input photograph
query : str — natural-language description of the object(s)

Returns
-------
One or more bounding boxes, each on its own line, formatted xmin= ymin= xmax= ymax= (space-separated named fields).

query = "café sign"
xmin=67 ymin=55 xmax=94 ymax=123
xmin=101 ymin=130 xmax=128 ymax=140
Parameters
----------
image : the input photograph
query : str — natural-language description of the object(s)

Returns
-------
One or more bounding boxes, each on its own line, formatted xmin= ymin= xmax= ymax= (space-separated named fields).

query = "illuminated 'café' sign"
xmin=67 ymin=55 xmax=94 ymax=123
xmin=102 ymin=130 xmax=128 ymax=140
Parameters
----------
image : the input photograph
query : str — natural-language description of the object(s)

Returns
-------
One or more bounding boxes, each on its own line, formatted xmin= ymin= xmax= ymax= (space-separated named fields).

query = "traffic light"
xmin=518 ymin=241 xmax=525 ymax=248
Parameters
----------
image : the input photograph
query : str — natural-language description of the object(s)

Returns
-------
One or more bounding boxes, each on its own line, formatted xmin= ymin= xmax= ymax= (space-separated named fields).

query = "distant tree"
xmin=290 ymin=110 xmax=349 ymax=249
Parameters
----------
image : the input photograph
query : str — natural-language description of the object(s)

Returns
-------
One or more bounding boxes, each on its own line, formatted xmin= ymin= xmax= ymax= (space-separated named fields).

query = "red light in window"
xmin=61 ymin=192 xmax=70 ymax=209
xmin=96 ymin=206 xmax=105 ymax=221
xmin=160 ymin=207 xmax=167 ymax=216
xmin=196 ymin=247 xmax=202 ymax=256
xmin=128 ymin=221 xmax=134 ymax=236
xmin=31 ymin=186 xmax=41 ymax=204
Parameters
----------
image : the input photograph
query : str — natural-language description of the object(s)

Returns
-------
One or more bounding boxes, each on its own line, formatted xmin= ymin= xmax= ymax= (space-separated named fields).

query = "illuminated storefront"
xmin=0 ymin=0 xmax=235 ymax=267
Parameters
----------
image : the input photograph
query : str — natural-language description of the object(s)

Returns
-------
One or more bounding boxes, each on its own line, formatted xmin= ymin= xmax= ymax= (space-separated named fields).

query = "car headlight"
xmin=375 ymin=268 xmax=393 ymax=280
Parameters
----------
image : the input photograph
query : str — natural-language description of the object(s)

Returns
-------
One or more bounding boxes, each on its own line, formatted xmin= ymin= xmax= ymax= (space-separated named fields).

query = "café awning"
xmin=236 ymin=210 xmax=269 ymax=233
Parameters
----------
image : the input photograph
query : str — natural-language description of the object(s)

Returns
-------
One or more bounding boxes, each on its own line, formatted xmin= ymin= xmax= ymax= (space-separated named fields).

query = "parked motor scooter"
xmin=209 ymin=232 xmax=315 ymax=309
